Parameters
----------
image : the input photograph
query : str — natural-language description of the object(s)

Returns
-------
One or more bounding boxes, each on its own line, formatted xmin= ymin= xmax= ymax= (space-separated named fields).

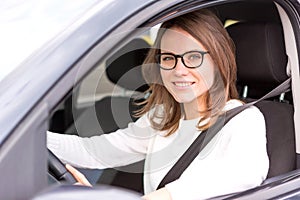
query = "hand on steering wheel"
xmin=65 ymin=164 xmax=92 ymax=187
xmin=48 ymin=149 xmax=77 ymax=184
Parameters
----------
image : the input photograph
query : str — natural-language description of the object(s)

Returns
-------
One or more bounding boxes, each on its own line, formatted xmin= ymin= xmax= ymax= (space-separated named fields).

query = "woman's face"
xmin=159 ymin=27 xmax=215 ymax=105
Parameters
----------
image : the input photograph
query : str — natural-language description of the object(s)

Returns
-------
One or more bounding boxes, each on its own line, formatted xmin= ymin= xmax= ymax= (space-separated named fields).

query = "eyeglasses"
xmin=156 ymin=50 xmax=209 ymax=70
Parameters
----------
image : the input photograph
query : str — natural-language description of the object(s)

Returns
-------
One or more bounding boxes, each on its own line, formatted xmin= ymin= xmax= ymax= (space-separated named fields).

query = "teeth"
xmin=174 ymin=82 xmax=192 ymax=87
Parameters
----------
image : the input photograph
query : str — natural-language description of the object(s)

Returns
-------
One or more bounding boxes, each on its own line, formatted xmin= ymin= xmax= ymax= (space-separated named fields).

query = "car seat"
xmin=54 ymin=38 xmax=150 ymax=192
xmin=66 ymin=38 xmax=150 ymax=136
xmin=227 ymin=21 xmax=296 ymax=178
xmin=97 ymin=38 xmax=150 ymax=134
xmin=93 ymin=38 xmax=150 ymax=192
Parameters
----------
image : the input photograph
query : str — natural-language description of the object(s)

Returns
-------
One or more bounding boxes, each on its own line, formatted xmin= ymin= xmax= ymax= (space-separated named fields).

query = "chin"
xmin=174 ymin=96 xmax=196 ymax=104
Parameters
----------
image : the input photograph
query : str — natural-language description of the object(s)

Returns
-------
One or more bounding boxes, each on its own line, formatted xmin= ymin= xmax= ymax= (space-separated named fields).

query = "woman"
xmin=48 ymin=9 xmax=269 ymax=200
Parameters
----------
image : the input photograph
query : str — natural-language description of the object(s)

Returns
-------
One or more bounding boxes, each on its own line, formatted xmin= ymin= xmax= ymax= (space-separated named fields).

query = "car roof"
xmin=0 ymin=0 xmax=100 ymax=81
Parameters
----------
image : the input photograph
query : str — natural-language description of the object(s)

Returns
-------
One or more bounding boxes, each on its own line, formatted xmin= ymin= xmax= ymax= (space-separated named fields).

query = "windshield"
xmin=0 ymin=0 xmax=100 ymax=81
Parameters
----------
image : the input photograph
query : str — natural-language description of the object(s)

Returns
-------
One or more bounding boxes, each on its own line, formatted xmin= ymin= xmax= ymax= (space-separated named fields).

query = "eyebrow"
xmin=160 ymin=49 xmax=206 ymax=54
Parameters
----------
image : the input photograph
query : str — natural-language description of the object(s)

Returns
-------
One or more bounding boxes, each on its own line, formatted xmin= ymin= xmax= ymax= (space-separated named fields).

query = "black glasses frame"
xmin=156 ymin=50 xmax=209 ymax=70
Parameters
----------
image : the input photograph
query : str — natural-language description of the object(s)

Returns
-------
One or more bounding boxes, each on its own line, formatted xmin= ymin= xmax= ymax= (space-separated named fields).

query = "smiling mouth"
xmin=173 ymin=82 xmax=195 ymax=87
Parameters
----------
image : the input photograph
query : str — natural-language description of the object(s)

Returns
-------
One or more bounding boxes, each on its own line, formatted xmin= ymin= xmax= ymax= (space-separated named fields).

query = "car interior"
xmin=48 ymin=0 xmax=297 ymax=197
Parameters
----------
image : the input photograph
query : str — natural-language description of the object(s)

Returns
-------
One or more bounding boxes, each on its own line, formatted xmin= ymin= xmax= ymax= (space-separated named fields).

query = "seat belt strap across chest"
xmin=157 ymin=78 xmax=291 ymax=190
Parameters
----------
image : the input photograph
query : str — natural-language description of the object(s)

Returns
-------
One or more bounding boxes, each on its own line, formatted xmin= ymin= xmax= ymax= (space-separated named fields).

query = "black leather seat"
xmin=93 ymin=38 xmax=150 ymax=192
xmin=98 ymin=38 xmax=150 ymax=134
xmin=57 ymin=38 xmax=150 ymax=192
xmin=69 ymin=38 xmax=150 ymax=136
xmin=227 ymin=21 xmax=296 ymax=178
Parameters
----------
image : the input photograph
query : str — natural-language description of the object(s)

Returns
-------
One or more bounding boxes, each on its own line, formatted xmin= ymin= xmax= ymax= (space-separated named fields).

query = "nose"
xmin=174 ymin=58 xmax=189 ymax=76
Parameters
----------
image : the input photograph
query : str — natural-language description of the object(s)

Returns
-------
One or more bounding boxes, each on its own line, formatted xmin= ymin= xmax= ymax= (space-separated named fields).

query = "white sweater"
xmin=47 ymin=99 xmax=269 ymax=200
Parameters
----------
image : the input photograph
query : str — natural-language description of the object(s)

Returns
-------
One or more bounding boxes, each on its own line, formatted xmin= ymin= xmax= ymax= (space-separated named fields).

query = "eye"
xmin=187 ymin=53 xmax=201 ymax=61
xmin=161 ymin=55 xmax=175 ymax=62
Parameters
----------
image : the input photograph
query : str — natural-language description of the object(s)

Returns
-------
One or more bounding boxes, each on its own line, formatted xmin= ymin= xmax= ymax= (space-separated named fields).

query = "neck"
xmin=182 ymin=98 xmax=206 ymax=120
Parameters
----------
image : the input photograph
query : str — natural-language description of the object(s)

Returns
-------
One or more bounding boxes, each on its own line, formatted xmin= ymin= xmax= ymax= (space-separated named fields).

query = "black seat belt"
xmin=157 ymin=78 xmax=291 ymax=190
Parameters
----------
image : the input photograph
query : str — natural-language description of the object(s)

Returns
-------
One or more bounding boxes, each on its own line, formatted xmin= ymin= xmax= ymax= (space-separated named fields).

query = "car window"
xmin=76 ymin=62 xmax=124 ymax=108
xmin=49 ymin=29 xmax=154 ymax=135
xmin=75 ymin=28 xmax=158 ymax=109
xmin=46 ymin=1 xmax=300 ymax=198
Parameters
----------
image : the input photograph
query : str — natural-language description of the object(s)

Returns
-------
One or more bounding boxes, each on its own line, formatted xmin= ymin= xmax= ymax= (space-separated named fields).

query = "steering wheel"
xmin=48 ymin=149 xmax=77 ymax=184
xmin=45 ymin=150 xmax=143 ymax=199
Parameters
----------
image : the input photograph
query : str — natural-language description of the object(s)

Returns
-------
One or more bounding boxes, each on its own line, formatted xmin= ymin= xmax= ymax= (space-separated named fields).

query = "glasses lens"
xmin=159 ymin=54 xmax=176 ymax=69
xmin=183 ymin=52 xmax=203 ymax=68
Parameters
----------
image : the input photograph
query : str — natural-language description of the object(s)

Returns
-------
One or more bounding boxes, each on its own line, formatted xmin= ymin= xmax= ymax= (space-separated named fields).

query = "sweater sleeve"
xmin=47 ymin=114 xmax=153 ymax=169
xmin=165 ymin=106 xmax=269 ymax=200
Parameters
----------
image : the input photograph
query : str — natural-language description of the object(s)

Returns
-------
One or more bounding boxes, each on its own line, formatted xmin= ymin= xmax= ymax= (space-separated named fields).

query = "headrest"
xmin=227 ymin=22 xmax=288 ymax=96
xmin=106 ymin=38 xmax=150 ymax=92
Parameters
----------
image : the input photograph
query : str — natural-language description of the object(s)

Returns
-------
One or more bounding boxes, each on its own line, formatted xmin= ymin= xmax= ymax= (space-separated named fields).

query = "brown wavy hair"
xmin=136 ymin=9 xmax=238 ymax=136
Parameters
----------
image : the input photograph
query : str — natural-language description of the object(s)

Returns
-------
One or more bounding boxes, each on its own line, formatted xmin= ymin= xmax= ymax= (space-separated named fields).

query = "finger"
xmin=65 ymin=164 xmax=92 ymax=187
xmin=66 ymin=164 xmax=92 ymax=186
